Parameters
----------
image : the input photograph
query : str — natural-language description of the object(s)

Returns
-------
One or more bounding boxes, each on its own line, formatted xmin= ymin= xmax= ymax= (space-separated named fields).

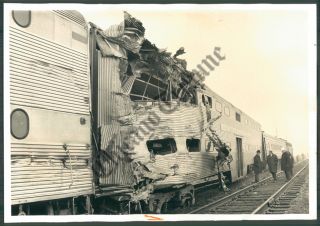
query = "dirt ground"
xmin=286 ymin=176 xmax=309 ymax=214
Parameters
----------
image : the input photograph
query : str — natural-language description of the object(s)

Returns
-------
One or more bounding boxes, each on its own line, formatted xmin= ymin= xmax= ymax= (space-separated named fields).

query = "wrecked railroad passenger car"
xmin=9 ymin=10 xmax=293 ymax=215
xmin=89 ymin=12 xmax=233 ymax=213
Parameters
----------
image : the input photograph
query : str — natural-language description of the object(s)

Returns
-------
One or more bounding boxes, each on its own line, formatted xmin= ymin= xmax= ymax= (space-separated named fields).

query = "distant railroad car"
xmin=263 ymin=133 xmax=287 ymax=157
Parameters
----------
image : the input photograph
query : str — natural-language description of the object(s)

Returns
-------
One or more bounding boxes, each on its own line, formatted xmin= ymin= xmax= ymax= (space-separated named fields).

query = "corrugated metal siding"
xmin=135 ymin=103 xmax=206 ymax=139
xmin=11 ymin=143 xmax=93 ymax=205
xmin=98 ymin=127 xmax=135 ymax=186
xmin=10 ymin=21 xmax=93 ymax=205
xmin=97 ymin=52 xmax=131 ymax=126
xmin=100 ymin=123 xmax=120 ymax=150
xmin=10 ymin=27 xmax=89 ymax=115
xmin=97 ymin=51 xmax=134 ymax=186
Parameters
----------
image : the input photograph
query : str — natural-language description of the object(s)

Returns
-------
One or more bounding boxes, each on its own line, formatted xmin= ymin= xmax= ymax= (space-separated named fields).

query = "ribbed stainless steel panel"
xmin=96 ymin=51 xmax=134 ymax=186
xmin=98 ymin=134 xmax=135 ymax=186
xmin=97 ymin=52 xmax=132 ymax=127
xmin=11 ymin=143 xmax=93 ymax=205
xmin=96 ymin=50 xmax=132 ymax=133
xmin=9 ymin=27 xmax=89 ymax=115
xmin=10 ymin=17 xmax=92 ymax=206
xmin=135 ymin=103 xmax=206 ymax=139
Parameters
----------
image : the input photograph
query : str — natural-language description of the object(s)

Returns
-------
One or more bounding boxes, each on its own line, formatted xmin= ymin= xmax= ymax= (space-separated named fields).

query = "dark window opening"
xmin=131 ymin=80 xmax=146 ymax=96
xmin=146 ymin=138 xmax=177 ymax=155
xmin=145 ymin=84 xmax=163 ymax=99
xmin=236 ymin=112 xmax=241 ymax=122
xmin=186 ymin=139 xmax=200 ymax=152
xmin=130 ymin=95 xmax=143 ymax=101
xmin=202 ymin=95 xmax=212 ymax=108
xmin=207 ymin=96 xmax=212 ymax=108
xmin=202 ymin=95 xmax=206 ymax=105
xmin=139 ymin=73 xmax=150 ymax=82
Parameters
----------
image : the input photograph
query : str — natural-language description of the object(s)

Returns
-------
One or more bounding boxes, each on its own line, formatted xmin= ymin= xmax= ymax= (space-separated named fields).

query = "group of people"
xmin=253 ymin=148 xmax=294 ymax=183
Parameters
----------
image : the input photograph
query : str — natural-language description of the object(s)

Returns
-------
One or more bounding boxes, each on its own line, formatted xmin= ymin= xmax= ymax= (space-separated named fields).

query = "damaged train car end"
xmin=89 ymin=12 xmax=232 ymax=214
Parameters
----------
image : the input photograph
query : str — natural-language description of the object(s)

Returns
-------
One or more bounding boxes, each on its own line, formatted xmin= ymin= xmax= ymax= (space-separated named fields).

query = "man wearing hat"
xmin=281 ymin=148 xmax=294 ymax=181
xmin=253 ymin=150 xmax=262 ymax=182
xmin=267 ymin=150 xmax=278 ymax=181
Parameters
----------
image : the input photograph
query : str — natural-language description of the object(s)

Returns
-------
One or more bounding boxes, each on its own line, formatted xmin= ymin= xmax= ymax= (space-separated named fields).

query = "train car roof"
xmin=53 ymin=10 xmax=87 ymax=28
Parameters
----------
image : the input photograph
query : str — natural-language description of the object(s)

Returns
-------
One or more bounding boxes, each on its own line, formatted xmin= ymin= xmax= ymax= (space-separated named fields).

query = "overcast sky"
xmin=79 ymin=5 xmax=316 ymax=156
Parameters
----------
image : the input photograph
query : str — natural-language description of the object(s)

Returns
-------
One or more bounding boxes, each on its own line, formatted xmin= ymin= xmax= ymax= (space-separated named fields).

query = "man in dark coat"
xmin=281 ymin=148 xmax=294 ymax=181
xmin=267 ymin=150 xmax=278 ymax=181
xmin=253 ymin=150 xmax=262 ymax=182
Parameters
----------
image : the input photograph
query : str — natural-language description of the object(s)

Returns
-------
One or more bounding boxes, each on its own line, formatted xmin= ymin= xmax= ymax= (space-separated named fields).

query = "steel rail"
xmin=188 ymin=160 xmax=308 ymax=214
xmin=251 ymin=163 xmax=308 ymax=214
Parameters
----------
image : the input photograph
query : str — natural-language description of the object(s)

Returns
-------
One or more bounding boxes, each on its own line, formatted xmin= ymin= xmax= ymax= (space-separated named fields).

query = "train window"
xmin=186 ymin=139 xmax=200 ymax=152
xmin=236 ymin=112 xmax=241 ymax=122
xmin=11 ymin=109 xmax=29 ymax=139
xmin=215 ymin=101 xmax=222 ymax=112
xmin=12 ymin=11 xmax=31 ymax=28
xmin=224 ymin=106 xmax=230 ymax=116
xmin=146 ymin=138 xmax=177 ymax=155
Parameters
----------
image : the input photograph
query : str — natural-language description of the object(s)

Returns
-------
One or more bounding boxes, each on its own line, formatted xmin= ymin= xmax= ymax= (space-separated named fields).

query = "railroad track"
xmin=188 ymin=162 xmax=308 ymax=214
xmin=255 ymin=165 xmax=308 ymax=214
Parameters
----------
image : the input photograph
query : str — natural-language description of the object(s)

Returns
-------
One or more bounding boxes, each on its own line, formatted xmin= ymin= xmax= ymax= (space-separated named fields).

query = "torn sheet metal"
xmin=96 ymin=34 xmax=127 ymax=58
xmin=92 ymin=12 xmax=231 ymax=199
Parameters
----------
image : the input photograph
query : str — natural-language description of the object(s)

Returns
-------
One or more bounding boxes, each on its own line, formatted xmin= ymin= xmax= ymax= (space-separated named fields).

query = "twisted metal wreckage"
xmin=90 ymin=11 xmax=232 ymax=213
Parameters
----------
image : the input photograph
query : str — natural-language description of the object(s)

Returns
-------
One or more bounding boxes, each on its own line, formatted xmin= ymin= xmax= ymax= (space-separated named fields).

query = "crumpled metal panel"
xmin=96 ymin=34 xmax=127 ymax=59
xmin=151 ymin=152 xmax=218 ymax=188
xmin=11 ymin=143 xmax=93 ymax=205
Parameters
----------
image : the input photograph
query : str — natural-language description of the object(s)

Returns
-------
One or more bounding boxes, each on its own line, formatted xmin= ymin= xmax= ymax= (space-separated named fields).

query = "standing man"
xmin=281 ymin=148 xmax=294 ymax=181
xmin=267 ymin=150 xmax=278 ymax=181
xmin=253 ymin=150 xmax=262 ymax=183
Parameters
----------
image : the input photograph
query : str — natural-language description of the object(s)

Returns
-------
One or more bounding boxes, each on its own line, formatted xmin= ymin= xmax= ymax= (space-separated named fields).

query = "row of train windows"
xmin=213 ymin=100 xmax=259 ymax=129
xmin=213 ymin=100 xmax=242 ymax=123
xmin=146 ymin=138 xmax=201 ymax=155
xmin=12 ymin=11 xmax=31 ymax=28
